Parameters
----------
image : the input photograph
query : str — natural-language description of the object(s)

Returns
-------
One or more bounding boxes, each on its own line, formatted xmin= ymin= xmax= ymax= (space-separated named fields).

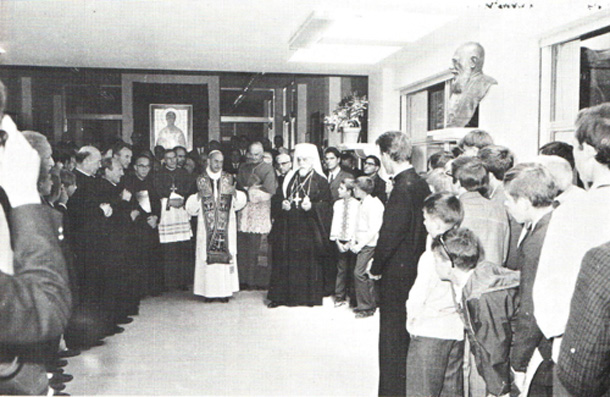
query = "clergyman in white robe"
xmin=186 ymin=167 xmax=247 ymax=299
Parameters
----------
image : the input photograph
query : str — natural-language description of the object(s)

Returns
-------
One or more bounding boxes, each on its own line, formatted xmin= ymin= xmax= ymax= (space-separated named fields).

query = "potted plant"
xmin=324 ymin=93 xmax=368 ymax=143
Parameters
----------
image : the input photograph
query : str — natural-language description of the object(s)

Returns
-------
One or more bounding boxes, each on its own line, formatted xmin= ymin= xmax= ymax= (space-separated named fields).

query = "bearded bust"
xmin=447 ymin=42 xmax=497 ymax=128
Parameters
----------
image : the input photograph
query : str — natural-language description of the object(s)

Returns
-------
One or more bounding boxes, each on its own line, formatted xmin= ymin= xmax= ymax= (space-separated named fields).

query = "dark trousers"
xmin=354 ymin=246 xmax=376 ymax=311
xmin=162 ymin=240 xmax=192 ymax=290
xmin=322 ymin=245 xmax=339 ymax=296
xmin=379 ymin=278 xmax=411 ymax=397
xmin=237 ymin=232 xmax=270 ymax=288
xmin=406 ymin=336 xmax=464 ymax=397
xmin=334 ymin=248 xmax=355 ymax=301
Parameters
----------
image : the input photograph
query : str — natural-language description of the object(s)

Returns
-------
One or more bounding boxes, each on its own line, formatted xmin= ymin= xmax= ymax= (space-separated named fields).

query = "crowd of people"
xmin=1 ymin=72 xmax=609 ymax=396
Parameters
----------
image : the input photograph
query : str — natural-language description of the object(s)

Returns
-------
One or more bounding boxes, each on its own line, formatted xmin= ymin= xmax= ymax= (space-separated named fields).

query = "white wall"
xmin=368 ymin=67 xmax=399 ymax=144
xmin=368 ymin=5 xmax=603 ymax=163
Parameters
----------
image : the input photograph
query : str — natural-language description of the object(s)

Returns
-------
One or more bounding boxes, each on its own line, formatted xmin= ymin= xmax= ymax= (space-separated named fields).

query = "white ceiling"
xmin=0 ymin=0 xmax=479 ymax=75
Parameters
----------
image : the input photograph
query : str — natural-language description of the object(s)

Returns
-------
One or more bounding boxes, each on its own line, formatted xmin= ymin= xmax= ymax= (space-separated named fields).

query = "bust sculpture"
xmin=447 ymin=42 xmax=497 ymax=128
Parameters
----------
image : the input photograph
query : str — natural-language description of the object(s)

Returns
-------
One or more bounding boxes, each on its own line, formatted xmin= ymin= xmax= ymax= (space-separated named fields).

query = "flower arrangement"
xmin=324 ymin=92 xmax=368 ymax=132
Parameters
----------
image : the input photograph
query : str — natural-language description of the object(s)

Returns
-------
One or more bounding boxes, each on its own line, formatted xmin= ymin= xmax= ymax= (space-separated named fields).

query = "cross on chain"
xmin=292 ymin=194 xmax=302 ymax=207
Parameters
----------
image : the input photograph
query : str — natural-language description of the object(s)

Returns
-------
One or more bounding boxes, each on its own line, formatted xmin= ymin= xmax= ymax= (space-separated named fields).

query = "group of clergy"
xmin=64 ymin=136 xmax=392 ymax=314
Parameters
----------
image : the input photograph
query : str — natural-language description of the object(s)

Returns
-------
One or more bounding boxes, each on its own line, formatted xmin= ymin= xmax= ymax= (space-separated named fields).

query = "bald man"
xmin=236 ymin=141 xmax=278 ymax=290
xmin=447 ymin=42 xmax=497 ymax=127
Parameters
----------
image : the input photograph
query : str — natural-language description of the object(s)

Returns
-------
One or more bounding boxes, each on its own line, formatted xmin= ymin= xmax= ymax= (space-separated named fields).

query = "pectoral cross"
xmin=293 ymin=194 xmax=302 ymax=207
xmin=166 ymin=183 xmax=178 ymax=211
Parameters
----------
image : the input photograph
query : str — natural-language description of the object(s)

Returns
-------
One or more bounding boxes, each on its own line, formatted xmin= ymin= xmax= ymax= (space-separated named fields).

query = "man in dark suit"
xmin=502 ymin=163 xmax=557 ymax=395
xmin=363 ymin=155 xmax=387 ymax=203
xmin=68 ymin=146 xmax=103 ymax=307
xmin=123 ymin=154 xmax=163 ymax=297
xmin=324 ymin=147 xmax=354 ymax=202
xmin=557 ymin=241 xmax=610 ymax=397
xmin=0 ymin=110 xmax=71 ymax=395
xmin=369 ymin=131 xmax=430 ymax=397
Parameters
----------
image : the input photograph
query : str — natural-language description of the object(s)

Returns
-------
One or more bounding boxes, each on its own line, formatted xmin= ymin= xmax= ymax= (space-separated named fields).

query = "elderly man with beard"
xmin=447 ymin=42 xmax=497 ymax=128
xmin=236 ymin=142 xmax=277 ymax=290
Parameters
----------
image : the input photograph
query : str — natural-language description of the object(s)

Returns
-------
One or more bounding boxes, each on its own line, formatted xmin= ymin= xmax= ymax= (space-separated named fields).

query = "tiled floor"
xmin=66 ymin=291 xmax=379 ymax=396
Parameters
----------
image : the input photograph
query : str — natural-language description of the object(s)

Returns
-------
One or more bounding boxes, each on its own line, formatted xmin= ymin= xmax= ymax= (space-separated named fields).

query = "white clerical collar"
xmin=391 ymin=163 xmax=412 ymax=177
xmin=206 ymin=168 xmax=222 ymax=181
xmin=76 ymin=167 xmax=93 ymax=177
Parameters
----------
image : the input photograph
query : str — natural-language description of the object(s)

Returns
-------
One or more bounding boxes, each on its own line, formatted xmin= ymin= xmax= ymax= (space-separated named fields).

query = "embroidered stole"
xmin=198 ymin=172 xmax=234 ymax=264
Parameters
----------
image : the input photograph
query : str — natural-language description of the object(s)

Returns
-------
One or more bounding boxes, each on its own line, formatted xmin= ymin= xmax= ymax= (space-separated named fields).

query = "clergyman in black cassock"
xmin=370 ymin=132 xmax=430 ymax=397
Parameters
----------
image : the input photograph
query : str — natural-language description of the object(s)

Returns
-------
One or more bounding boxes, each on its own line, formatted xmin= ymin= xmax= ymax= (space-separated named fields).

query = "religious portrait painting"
xmin=150 ymin=104 xmax=193 ymax=151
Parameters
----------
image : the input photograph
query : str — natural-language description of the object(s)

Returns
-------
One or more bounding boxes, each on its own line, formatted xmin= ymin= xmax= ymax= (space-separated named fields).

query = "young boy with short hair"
xmin=329 ymin=178 xmax=359 ymax=307
xmin=433 ymin=227 xmax=519 ymax=397
xmin=405 ymin=192 xmax=465 ymax=396
xmin=503 ymin=163 xmax=558 ymax=395
xmin=349 ymin=176 xmax=384 ymax=318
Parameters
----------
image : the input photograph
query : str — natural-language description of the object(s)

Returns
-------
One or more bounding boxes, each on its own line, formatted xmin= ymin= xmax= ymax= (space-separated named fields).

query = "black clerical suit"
xmin=93 ymin=178 xmax=136 ymax=323
xmin=123 ymin=172 xmax=163 ymax=297
xmin=369 ymin=168 xmax=430 ymax=397
xmin=67 ymin=169 xmax=100 ymax=303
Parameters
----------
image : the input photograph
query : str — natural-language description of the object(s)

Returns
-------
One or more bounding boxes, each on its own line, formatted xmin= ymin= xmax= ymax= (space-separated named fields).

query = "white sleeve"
xmin=330 ymin=201 xmax=342 ymax=241
xmin=358 ymin=199 xmax=385 ymax=247
xmin=185 ymin=194 xmax=200 ymax=216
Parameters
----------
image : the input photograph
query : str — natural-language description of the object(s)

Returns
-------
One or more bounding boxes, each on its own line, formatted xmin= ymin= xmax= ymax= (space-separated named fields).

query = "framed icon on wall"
xmin=150 ymin=104 xmax=193 ymax=151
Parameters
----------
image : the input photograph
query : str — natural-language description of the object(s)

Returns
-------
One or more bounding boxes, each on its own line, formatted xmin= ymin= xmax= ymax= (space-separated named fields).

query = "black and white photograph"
xmin=1 ymin=0 xmax=610 ymax=396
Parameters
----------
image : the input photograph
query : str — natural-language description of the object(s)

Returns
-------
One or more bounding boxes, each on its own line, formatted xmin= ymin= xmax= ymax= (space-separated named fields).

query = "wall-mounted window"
xmin=540 ymin=11 xmax=610 ymax=145
xmin=219 ymin=88 xmax=274 ymax=143
xmin=399 ymin=71 xmax=455 ymax=144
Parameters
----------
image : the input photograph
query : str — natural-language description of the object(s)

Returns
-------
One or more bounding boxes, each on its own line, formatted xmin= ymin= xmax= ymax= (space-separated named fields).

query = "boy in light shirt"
xmin=329 ymin=178 xmax=359 ymax=307
xmin=350 ymin=176 xmax=384 ymax=318
xmin=405 ymin=192 xmax=465 ymax=396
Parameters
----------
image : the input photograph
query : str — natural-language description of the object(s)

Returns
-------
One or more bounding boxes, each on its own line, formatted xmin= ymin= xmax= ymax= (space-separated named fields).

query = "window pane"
xmin=220 ymin=90 xmax=274 ymax=117
xmin=581 ymin=30 xmax=610 ymax=109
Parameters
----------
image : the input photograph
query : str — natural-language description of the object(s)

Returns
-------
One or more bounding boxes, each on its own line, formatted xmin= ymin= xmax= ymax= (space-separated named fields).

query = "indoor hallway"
xmin=66 ymin=291 xmax=379 ymax=396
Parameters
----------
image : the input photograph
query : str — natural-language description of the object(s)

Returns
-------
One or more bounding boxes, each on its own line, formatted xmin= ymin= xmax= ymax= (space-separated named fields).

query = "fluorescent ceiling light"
xmin=288 ymin=44 xmax=401 ymax=64
xmin=288 ymin=10 xmax=455 ymax=64
xmin=324 ymin=12 xmax=456 ymax=43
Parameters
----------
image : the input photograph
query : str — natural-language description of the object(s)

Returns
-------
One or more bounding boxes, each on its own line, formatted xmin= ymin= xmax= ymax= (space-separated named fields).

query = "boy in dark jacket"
xmin=503 ymin=163 xmax=558 ymax=395
xmin=432 ymin=227 xmax=519 ymax=397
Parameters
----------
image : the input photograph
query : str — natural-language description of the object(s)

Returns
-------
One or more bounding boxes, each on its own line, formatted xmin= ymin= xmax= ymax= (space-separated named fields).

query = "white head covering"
xmin=206 ymin=150 xmax=223 ymax=181
xmin=292 ymin=143 xmax=324 ymax=176
xmin=282 ymin=143 xmax=324 ymax=196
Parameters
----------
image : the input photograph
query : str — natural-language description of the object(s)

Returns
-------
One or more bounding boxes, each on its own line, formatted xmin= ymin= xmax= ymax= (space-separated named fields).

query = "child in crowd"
xmin=349 ymin=176 xmax=384 ymax=318
xmin=503 ymin=163 xmax=558 ymax=395
xmin=458 ymin=129 xmax=494 ymax=156
xmin=433 ymin=228 xmax=519 ymax=397
xmin=451 ymin=156 xmax=510 ymax=267
xmin=329 ymin=178 xmax=359 ymax=307
xmin=405 ymin=192 xmax=465 ymax=396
